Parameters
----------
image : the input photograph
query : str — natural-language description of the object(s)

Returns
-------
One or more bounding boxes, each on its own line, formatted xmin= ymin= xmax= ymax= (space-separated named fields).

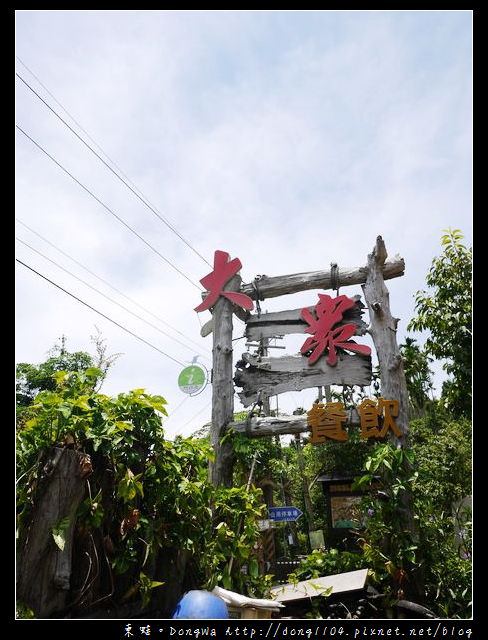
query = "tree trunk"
xmin=17 ymin=447 xmax=88 ymax=617
xmin=362 ymin=236 xmax=410 ymax=445
xmin=362 ymin=237 xmax=423 ymax=599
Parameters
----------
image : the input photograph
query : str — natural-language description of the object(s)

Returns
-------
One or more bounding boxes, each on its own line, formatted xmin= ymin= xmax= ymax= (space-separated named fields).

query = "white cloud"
xmin=16 ymin=10 xmax=472 ymax=437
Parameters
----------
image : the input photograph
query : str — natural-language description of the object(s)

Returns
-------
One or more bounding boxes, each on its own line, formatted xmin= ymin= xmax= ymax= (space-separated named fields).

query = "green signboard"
xmin=178 ymin=364 xmax=207 ymax=395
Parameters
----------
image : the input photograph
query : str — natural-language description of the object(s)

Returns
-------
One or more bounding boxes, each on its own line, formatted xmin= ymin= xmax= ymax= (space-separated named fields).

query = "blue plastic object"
xmin=172 ymin=590 xmax=229 ymax=619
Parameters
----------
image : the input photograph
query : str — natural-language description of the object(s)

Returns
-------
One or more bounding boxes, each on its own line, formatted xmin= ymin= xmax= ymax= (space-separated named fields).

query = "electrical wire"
xmin=163 ymin=394 xmax=191 ymax=422
xmin=16 ymin=69 xmax=212 ymax=268
xmin=16 ymin=57 xmax=143 ymax=197
xmin=16 ymin=217 xmax=210 ymax=356
xmin=16 ymin=124 xmax=202 ymax=291
xmin=178 ymin=399 xmax=212 ymax=433
xmin=16 ymin=258 xmax=186 ymax=367
xmin=16 ymin=236 xmax=208 ymax=359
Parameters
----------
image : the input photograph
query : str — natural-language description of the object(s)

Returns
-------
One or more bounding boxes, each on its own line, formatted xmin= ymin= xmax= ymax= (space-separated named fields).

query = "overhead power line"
xmin=16 ymin=217 xmax=211 ymax=356
xmin=16 ymin=236 xmax=209 ymax=359
xmin=16 ymin=258 xmax=186 ymax=367
xmin=16 ymin=57 xmax=142 ymax=195
xmin=179 ymin=399 xmax=212 ymax=434
xmin=16 ymin=124 xmax=202 ymax=291
xmin=16 ymin=68 xmax=212 ymax=268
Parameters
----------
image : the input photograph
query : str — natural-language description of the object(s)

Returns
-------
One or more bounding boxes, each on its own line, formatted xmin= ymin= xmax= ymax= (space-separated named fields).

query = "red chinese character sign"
xmin=194 ymin=250 xmax=254 ymax=313
xmin=300 ymin=294 xmax=371 ymax=366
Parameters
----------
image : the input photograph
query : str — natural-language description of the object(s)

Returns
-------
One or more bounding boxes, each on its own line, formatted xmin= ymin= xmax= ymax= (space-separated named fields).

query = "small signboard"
xmin=178 ymin=364 xmax=207 ymax=395
xmin=268 ymin=506 xmax=303 ymax=522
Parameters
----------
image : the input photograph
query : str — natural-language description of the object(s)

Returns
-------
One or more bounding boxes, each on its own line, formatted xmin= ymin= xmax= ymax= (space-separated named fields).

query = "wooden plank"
xmin=241 ymin=257 xmax=404 ymax=301
xmin=270 ymin=569 xmax=368 ymax=603
xmin=234 ymin=353 xmax=372 ymax=407
xmin=245 ymin=296 xmax=367 ymax=341
xmin=229 ymin=410 xmax=360 ymax=437
xmin=241 ymin=351 xmax=371 ymax=374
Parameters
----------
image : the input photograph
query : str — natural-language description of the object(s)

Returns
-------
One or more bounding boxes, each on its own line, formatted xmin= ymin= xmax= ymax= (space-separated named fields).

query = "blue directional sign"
xmin=268 ymin=506 xmax=303 ymax=522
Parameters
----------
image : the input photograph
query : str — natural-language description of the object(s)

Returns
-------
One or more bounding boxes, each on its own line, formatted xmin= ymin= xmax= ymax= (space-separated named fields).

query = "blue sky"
xmin=15 ymin=10 xmax=472 ymax=437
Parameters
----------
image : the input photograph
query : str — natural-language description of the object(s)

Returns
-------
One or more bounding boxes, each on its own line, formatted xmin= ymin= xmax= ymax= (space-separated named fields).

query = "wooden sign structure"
xmin=198 ymin=237 xmax=408 ymax=487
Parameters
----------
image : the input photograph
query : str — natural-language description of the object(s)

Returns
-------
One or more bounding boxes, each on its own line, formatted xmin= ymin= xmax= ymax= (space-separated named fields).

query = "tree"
xmin=16 ymin=368 xmax=269 ymax=618
xmin=399 ymin=337 xmax=434 ymax=416
xmin=16 ymin=336 xmax=94 ymax=407
xmin=407 ymin=229 xmax=472 ymax=418
xmin=16 ymin=332 xmax=120 ymax=411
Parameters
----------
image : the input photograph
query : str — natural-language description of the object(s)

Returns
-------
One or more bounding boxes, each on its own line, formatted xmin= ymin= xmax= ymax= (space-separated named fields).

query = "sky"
xmin=15 ymin=10 xmax=473 ymax=439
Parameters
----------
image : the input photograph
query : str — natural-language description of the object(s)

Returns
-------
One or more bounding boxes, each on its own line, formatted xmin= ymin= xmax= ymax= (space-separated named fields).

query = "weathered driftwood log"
xmin=17 ymin=447 xmax=89 ymax=617
xmin=362 ymin=236 xmax=410 ymax=446
xmin=209 ymin=275 xmax=240 ymax=487
xmin=362 ymin=237 xmax=420 ymax=597
xmin=234 ymin=353 xmax=372 ymax=407
xmin=228 ymin=410 xmax=360 ymax=437
xmin=245 ymin=296 xmax=367 ymax=341
xmin=241 ymin=256 xmax=404 ymax=301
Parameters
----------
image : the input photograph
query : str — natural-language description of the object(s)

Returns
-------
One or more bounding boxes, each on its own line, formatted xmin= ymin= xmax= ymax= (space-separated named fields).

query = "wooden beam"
xmin=240 ymin=256 xmax=404 ymax=301
xmin=229 ymin=410 xmax=360 ymax=437
xmin=234 ymin=353 xmax=372 ymax=407
xmin=245 ymin=296 xmax=367 ymax=341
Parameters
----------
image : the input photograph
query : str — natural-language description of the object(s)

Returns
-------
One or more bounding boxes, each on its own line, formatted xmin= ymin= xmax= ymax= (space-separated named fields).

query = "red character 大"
xmin=194 ymin=250 xmax=254 ymax=313
xmin=300 ymin=294 xmax=371 ymax=366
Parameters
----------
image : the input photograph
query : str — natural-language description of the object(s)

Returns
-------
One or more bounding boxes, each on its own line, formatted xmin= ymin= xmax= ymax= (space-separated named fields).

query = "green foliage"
xmin=51 ymin=516 xmax=71 ymax=551
xmin=409 ymin=416 xmax=471 ymax=513
xmin=231 ymin=430 xmax=285 ymax=485
xmin=289 ymin=548 xmax=365 ymax=582
xmin=16 ymin=350 xmax=94 ymax=407
xmin=16 ymin=334 xmax=120 ymax=427
xmin=16 ymin=371 xmax=272 ymax=615
xmin=353 ymin=424 xmax=472 ymax=618
xmin=353 ymin=443 xmax=419 ymax=596
xmin=137 ymin=571 xmax=165 ymax=609
xmin=415 ymin=507 xmax=471 ymax=618
xmin=400 ymin=337 xmax=434 ymax=415
xmin=408 ymin=229 xmax=472 ymax=417
xmin=409 ymin=415 xmax=472 ymax=618
xmin=16 ymin=602 xmax=35 ymax=619
xmin=305 ymin=428 xmax=373 ymax=479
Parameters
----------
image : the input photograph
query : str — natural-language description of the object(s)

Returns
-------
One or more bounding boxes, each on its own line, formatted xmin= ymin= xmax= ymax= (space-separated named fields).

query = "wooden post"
xmin=362 ymin=237 xmax=423 ymax=598
xmin=362 ymin=236 xmax=410 ymax=446
xmin=209 ymin=275 xmax=240 ymax=487
xmin=260 ymin=338 xmax=272 ymax=416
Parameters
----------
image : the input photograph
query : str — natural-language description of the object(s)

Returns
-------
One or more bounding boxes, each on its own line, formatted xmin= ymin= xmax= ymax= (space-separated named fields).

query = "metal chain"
xmin=245 ymin=390 xmax=263 ymax=436
xmin=330 ymin=262 xmax=340 ymax=296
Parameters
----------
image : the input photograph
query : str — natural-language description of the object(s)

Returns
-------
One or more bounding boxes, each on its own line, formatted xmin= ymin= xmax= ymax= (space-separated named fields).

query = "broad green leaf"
xmin=51 ymin=516 xmax=70 ymax=551
xmin=58 ymin=403 xmax=72 ymax=419
xmin=85 ymin=367 xmax=102 ymax=377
